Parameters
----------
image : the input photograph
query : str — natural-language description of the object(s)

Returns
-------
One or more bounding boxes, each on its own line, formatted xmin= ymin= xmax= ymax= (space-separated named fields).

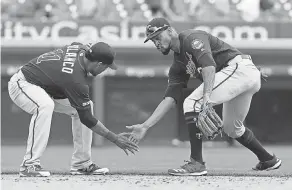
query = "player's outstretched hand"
xmin=126 ymin=124 xmax=148 ymax=144
xmin=114 ymin=133 xmax=139 ymax=155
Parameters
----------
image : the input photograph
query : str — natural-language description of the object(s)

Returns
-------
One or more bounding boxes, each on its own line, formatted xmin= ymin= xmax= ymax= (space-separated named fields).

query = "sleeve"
xmin=64 ymin=84 xmax=98 ymax=128
xmin=77 ymin=109 xmax=98 ymax=128
xmin=163 ymin=65 xmax=189 ymax=103
xmin=64 ymin=84 xmax=91 ymax=110
xmin=187 ymin=33 xmax=216 ymax=68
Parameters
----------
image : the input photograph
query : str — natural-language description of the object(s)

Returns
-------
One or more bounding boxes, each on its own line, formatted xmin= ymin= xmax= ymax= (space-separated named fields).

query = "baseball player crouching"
xmin=126 ymin=18 xmax=281 ymax=176
xmin=8 ymin=42 xmax=138 ymax=177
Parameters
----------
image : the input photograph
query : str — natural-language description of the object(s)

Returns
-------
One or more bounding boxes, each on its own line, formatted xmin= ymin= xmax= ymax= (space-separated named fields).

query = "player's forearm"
xmin=201 ymin=66 xmax=216 ymax=99
xmin=90 ymin=120 xmax=110 ymax=137
xmin=143 ymin=97 xmax=175 ymax=129
xmin=78 ymin=108 xmax=117 ymax=141
xmin=90 ymin=121 xmax=120 ymax=143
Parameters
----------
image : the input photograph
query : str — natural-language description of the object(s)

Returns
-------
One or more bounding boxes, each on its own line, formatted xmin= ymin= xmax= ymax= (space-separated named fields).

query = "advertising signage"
xmin=1 ymin=20 xmax=292 ymax=49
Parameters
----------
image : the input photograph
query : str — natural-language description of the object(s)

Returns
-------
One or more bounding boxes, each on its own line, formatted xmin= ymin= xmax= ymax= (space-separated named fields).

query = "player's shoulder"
xmin=179 ymin=29 xmax=209 ymax=41
xmin=61 ymin=43 xmax=80 ymax=50
xmin=179 ymin=29 xmax=210 ymax=50
xmin=63 ymin=42 xmax=90 ymax=51
xmin=70 ymin=42 xmax=83 ymax=46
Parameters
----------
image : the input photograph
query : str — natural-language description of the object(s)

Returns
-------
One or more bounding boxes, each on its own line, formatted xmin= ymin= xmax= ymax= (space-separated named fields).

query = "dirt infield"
xmin=1 ymin=145 xmax=292 ymax=190
xmin=2 ymin=174 xmax=292 ymax=190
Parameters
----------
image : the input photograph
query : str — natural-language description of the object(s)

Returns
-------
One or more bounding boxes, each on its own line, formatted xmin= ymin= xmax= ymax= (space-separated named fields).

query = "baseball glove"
xmin=196 ymin=105 xmax=223 ymax=140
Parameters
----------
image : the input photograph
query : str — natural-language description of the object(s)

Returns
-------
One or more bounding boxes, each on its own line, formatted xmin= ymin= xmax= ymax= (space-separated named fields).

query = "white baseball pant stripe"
xmin=8 ymin=70 xmax=93 ymax=169
xmin=183 ymin=55 xmax=261 ymax=138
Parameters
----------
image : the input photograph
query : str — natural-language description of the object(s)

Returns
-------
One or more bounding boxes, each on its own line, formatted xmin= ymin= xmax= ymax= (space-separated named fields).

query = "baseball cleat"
xmin=19 ymin=165 xmax=50 ymax=177
xmin=168 ymin=158 xmax=207 ymax=176
xmin=70 ymin=163 xmax=109 ymax=175
xmin=253 ymin=154 xmax=282 ymax=171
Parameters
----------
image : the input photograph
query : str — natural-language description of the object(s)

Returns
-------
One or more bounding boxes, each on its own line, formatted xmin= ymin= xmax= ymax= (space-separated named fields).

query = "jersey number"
xmin=36 ymin=49 xmax=62 ymax=64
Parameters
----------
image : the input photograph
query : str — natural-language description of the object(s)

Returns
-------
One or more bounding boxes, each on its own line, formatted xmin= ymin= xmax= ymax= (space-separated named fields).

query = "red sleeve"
xmin=64 ymin=84 xmax=91 ymax=110
xmin=65 ymin=83 xmax=98 ymax=128
xmin=187 ymin=33 xmax=216 ymax=68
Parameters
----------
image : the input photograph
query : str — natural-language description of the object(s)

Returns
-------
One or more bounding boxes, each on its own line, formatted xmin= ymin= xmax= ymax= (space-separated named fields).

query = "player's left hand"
xmin=125 ymin=124 xmax=148 ymax=144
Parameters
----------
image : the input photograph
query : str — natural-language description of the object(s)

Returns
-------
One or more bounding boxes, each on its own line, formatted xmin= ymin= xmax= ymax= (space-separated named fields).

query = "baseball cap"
xmin=88 ymin=42 xmax=117 ymax=70
xmin=144 ymin=17 xmax=170 ymax=43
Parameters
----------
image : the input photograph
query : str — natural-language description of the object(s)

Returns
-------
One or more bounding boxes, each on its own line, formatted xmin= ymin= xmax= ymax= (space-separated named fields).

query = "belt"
xmin=227 ymin=54 xmax=252 ymax=66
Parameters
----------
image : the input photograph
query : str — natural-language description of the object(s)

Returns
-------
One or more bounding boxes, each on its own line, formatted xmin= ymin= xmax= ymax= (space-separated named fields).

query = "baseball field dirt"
xmin=1 ymin=145 xmax=292 ymax=190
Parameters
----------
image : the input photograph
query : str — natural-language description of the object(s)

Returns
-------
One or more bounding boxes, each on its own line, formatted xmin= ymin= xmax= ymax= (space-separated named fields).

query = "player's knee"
xmin=223 ymin=119 xmax=246 ymax=138
xmin=183 ymin=98 xmax=201 ymax=114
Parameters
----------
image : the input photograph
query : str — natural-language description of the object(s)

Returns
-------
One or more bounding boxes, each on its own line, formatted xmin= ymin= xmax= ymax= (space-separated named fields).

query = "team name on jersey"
xmin=62 ymin=45 xmax=79 ymax=74
xmin=185 ymin=52 xmax=202 ymax=78
xmin=185 ymin=52 xmax=197 ymax=77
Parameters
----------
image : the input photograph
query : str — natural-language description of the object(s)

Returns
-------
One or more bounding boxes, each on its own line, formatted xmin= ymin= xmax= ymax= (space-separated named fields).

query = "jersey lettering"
xmin=185 ymin=52 xmax=197 ymax=77
xmin=61 ymin=45 xmax=79 ymax=74
xmin=62 ymin=67 xmax=73 ymax=74
xmin=21 ymin=43 xmax=92 ymax=105
xmin=36 ymin=49 xmax=62 ymax=64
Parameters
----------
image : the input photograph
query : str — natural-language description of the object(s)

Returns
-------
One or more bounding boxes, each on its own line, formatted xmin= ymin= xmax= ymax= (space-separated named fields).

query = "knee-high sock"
xmin=185 ymin=112 xmax=203 ymax=163
xmin=236 ymin=128 xmax=273 ymax=162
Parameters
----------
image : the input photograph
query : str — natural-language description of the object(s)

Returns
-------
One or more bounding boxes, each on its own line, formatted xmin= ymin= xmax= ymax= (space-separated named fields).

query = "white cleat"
xmin=70 ymin=163 xmax=109 ymax=175
xmin=19 ymin=165 xmax=50 ymax=177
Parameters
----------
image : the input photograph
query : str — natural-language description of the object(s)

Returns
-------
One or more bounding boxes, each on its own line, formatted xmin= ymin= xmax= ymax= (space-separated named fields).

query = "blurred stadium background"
xmin=1 ymin=0 xmax=292 ymax=148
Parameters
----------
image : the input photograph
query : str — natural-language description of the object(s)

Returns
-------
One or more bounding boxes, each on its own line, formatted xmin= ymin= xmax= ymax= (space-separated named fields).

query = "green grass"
xmin=1 ymin=145 xmax=292 ymax=177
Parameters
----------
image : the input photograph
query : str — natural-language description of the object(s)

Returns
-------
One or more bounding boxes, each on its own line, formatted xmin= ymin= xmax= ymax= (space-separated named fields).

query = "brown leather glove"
xmin=197 ymin=104 xmax=223 ymax=140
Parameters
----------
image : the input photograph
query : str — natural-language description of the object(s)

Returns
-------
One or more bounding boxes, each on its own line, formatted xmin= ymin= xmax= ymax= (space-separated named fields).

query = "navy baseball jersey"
xmin=164 ymin=30 xmax=242 ymax=102
xmin=21 ymin=42 xmax=91 ymax=110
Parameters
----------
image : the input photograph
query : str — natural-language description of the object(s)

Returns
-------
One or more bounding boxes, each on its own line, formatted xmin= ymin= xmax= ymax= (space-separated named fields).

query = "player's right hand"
xmin=114 ymin=133 xmax=139 ymax=155
xmin=125 ymin=124 xmax=148 ymax=144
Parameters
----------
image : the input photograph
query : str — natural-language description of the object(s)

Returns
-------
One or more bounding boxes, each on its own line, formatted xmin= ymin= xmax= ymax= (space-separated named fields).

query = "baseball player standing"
xmin=126 ymin=18 xmax=281 ymax=176
xmin=8 ymin=42 xmax=139 ymax=177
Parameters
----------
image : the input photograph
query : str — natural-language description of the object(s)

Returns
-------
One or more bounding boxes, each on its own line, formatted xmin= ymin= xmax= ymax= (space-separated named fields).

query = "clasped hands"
xmin=119 ymin=123 xmax=148 ymax=146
